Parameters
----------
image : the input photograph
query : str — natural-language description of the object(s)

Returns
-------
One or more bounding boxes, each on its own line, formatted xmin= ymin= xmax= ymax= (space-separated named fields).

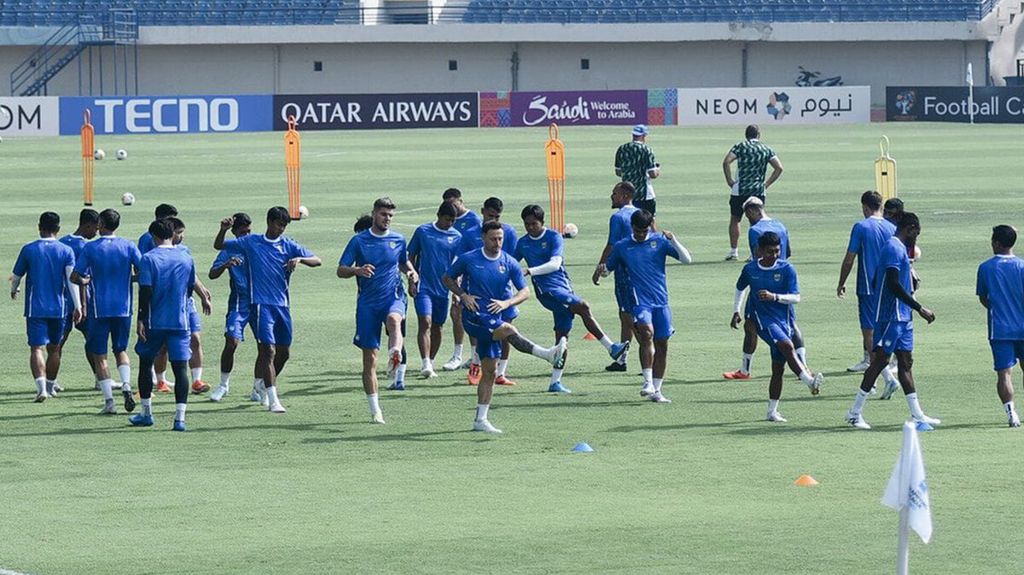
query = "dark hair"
xmin=992 ymin=225 xmax=1017 ymax=248
xmin=166 ymin=216 xmax=185 ymax=232
xmin=483 ymin=197 xmax=503 ymax=213
xmin=745 ymin=124 xmax=760 ymax=140
xmin=98 ymin=208 xmax=120 ymax=232
xmin=436 ymin=202 xmax=457 ymax=218
xmin=630 ymin=209 xmax=654 ymax=230
xmin=267 ymin=206 xmax=291 ymax=226
xmin=149 ymin=218 xmax=174 ymax=241
xmin=154 ymin=203 xmax=178 ymax=219
xmin=758 ymin=231 xmax=782 ymax=248
xmin=883 ymin=197 xmax=904 ymax=214
xmin=373 ymin=197 xmax=396 ymax=212
xmin=482 ymin=221 xmax=503 ymax=235
xmin=520 ymin=204 xmax=545 ymax=223
xmin=354 ymin=214 xmax=373 ymax=233
xmin=38 ymin=211 xmax=60 ymax=233
xmin=78 ymin=208 xmax=100 ymax=226
xmin=897 ymin=211 xmax=920 ymax=232
xmin=613 ymin=181 xmax=635 ymax=196
xmin=231 ymin=212 xmax=252 ymax=230
xmin=442 ymin=187 xmax=462 ymax=201
xmin=860 ymin=190 xmax=883 ymax=211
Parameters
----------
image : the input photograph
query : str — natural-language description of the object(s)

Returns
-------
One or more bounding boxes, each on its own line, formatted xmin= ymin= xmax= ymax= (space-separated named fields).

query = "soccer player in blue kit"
xmin=338 ymin=198 xmax=419 ymax=424
xmin=71 ymin=209 xmax=142 ymax=414
xmin=517 ymin=204 xmax=628 ymax=393
xmin=732 ymin=232 xmax=824 ymax=422
xmin=11 ymin=212 xmax=81 ymax=402
xmin=441 ymin=187 xmax=480 ymax=372
xmin=408 ymin=201 xmax=462 ymax=379
xmin=592 ymin=182 xmax=639 ymax=373
xmin=57 ymin=208 xmax=99 ymax=389
xmin=605 ymin=210 xmax=692 ymax=403
xmin=976 ymin=224 xmax=1024 ymax=427
xmin=218 ymin=207 xmax=321 ymax=413
xmin=208 ymin=212 xmax=258 ymax=402
xmin=845 ymin=213 xmax=940 ymax=430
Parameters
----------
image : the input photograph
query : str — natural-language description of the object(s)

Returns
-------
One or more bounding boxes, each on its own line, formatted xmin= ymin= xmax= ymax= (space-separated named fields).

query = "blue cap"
xmin=632 ymin=124 xmax=648 ymax=137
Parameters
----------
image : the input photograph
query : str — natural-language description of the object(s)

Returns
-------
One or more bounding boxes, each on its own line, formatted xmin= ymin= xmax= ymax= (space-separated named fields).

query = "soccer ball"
xmin=298 ymin=205 xmax=309 ymax=219
xmin=93 ymin=149 xmax=105 ymax=160
xmin=116 ymin=149 xmax=127 ymax=160
xmin=121 ymin=192 xmax=135 ymax=206
xmin=562 ymin=223 xmax=579 ymax=238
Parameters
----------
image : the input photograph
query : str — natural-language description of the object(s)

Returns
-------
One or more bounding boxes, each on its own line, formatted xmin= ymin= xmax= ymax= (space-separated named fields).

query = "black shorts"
xmin=632 ymin=198 xmax=657 ymax=216
xmin=729 ymin=194 xmax=765 ymax=219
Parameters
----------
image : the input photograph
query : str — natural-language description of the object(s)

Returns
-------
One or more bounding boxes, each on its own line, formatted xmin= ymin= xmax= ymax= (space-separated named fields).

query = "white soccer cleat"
xmin=550 ymin=337 xmax=569 ymax=369
xmin=441 ymin=355 xmax=463 ymax=371
xmin=98 ymin=403 xmax=117 ymax=415
xmin=1009 ymin=413 xmax=1021 ymax=428
xmin=209 ymin=385 xmax=229 ymax=402
xmin=913 ymin=413 xmax=941 ymax=426
xmin=639 ymin=382 xmax=655 ymax=397
xmin=649 ymin=392 xmax=672 ymax=404
xmin=766 ymin=411 xmax=788 ymax=423
xmin=371 ymin=412 xmax=386 ymax=424
xmin=250 ymin=388 xmax=262 ymax=402
xmin=807 ymin=373 xmax=823 ymax=396
xmin=879 ymin=369 xmax=900 ymax=400
xmin=847 ymin=358 xmax=871 ymax=372
xmin=34 ymin=392 xmax=49 ymax=403
xmin=268 ymin=402 xmax=287 ymax=414
xmin=846 ymin=411 xmax=871 ymax=430
xmin=472 ymin=419 xmax=502 ymax=433
xmin=419 ymin=368 xmax=438 ymax=379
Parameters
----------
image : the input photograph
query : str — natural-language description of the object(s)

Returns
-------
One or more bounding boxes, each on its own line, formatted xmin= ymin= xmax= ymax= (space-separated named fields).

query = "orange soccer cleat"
xmin=467 ymin=363 xmax=481 ymax=386
xmin=722 ymin=370 xmax=752 ymax=380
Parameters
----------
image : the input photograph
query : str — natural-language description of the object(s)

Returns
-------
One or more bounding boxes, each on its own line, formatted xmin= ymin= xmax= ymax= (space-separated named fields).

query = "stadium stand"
xmin=0 ymin=1 xmax=360 ymax=27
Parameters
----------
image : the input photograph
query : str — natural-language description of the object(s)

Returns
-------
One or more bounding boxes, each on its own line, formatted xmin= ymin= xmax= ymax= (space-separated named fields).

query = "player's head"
xmin=991 ymin=224 xmax=1017 ymax=254
xmin=38 ymin=211 xmax=60 ymax=236
xmin=154 ymin=203 xmax=178 ymax=219
xmin=77 ymin=208 xmax=100 ymax=238
xmin=435 ymin=201 xmax=457 ymax=230
xmin=896 ymin=211 xmax=920 ymax=242
xmin=149 ymin=218 xmax=175 ymax=243
xmin=482 ymin=197 xmax=504 ymax=223
xmin=372 ymin=197 xmax=396 ymax=233
xmin=742 ymin=196 xmax=765 ymax=224
xmin=757 ymin=231 xmax=782 ymax=265
xmin=860 ymin=190 xmax=883 ymax=215
xmin=98 ymin=208 xmax=121 ymax=233
xmin=745 ymin=124 xmax=760 ymax=140
xmin=266 ymin=206 xmax=291 ymax=239
xmin=612 ymin=181 xmax=634 ymax=208
xmin=520 ymin=204 xmax=545 ymax=237
xmin=481 ymin=220 xmax=504 ymax=255
xmin=231 ymin=212 xmax=252 ymax=238
xmin=353 ymin=214 xmax=373 ymax=233
xmin=167 ymin=216 xmax=186 ymax=245
xmin=632 ymin=124 xmax=648 ymax=141
xmin=883 ymin=198 xmax=904 ymax=224
xmin=630 ymin=209 xmax=654 ymax=241
xmin=442 ymin=187 xmax=466 ymax=213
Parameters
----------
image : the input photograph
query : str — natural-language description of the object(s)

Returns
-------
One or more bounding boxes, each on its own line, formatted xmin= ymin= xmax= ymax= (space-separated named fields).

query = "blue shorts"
xmin=414 ymin=293 xmax=449 ymax=326
xmin=462 ymin=309 xmax=504 ymax=360
xmin=756 ymin=320 xmax=794 ymax=363
xmin=874 ymin=321 xmax=913 ymax=354
xmin=858 ymin=294 xmax=879 ymax=330
xmin=537 ymin=288 xmax=583 ymax=333
xmin=188 ymin=306 xmax=202 ymax=334
xmin=633 ymin=304 xmax=674 ymax=340
xmin=743 ymin=295 xmax=754 ymax=320
xmin=87 ymin=316 xmax=132 ymax=355
xmin=614 ymin=278 xmax=634 ymax=314
xmin=135 ymin=328 xmax=191 ymax=361
xmin=224 ymin=307 xmax=252 ymax=341
xmin=253 ymin=304 xmax=293 ymax=346
xmin=503 ymin=304 xmax=519 ymax=323
xmin=27 ymin=317 xmax=66 ymax=347
xmin=990 ymin=340 xmax=1024 ymax=371
xmin=353 ymin=297 xmax=406 ymax=350
xmin=63 ymin=312 xmax=90 ymax=336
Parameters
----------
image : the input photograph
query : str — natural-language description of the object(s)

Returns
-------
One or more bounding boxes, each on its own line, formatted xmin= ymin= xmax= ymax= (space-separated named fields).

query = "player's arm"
xmin=592 ymin=243 xmax=614 ymax=285
xmin=442 ymin=272 xmax=478 ymax=312
xmin=213 ymin=217 xmax=232 ymax=250
xmin=209 ymin=256 xmax=240 ymax=280
xmin=614 ymin=147 xmax=623 ymax=177
xmin=764 ymin=156 xmax=783 ymax=190
xmin=663 ymin=232 xmax=693 ymax=264
xmin=289 ymin=255 xmax=321 ymax=270
xmin=490 ymin=284 xmax=530 ymax=313
xmin=732 ymin=272 xmax=749 ymax=329
xmin=646 ymin=150 xmax=660 ymax=180
xmin=837 ymin=251 xmax=857 ymax=298
xmin=193 ymin=273 xmax=213 ymax=315
xmin=722 ymin=151 xmax=737 ymax=187
xmin=65 ymin=265 xmax=82 ymax=323
xmin=885 ymin=267 xmax=934 ymax=323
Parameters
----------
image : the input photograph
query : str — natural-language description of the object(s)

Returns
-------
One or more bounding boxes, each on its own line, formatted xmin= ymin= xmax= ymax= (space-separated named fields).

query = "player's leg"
xmin=213 ymin=334 xmax=239 ymax=401
xmin=110 ymin=317 xmax=135 ymax=411
xmin=167 ymin=331 xmax=192 ymax=431
xmin=634 ymin=318 xmax=655 ymax=397
xmin=153 ymin=346 xmax=171 ymax=392
xmin=849 ymin=296 xmax=875 ymax=371
xmin=993 ymin=341 xmax=1022 ymax=426
xmin=724 ymin=316 xmax=758 ymax=380
xmin=774 ymin=337 xmax=821 ymax=395
xmin=89 ymin=318 xmax=118 ymax=414
xmin=385 ymin=310 xmax=404 ymax=379
xmin=262 ymin=306 xmax=294 ymax=413
xmin=847 ymin=321 xmax=896 ymax=429
xmin=443 ymin=296 xmax=466 ymax=370
xmin=362 ymin=348 xmax=384 ymax=423
xmin=1000 ymin=367 xmax=1019 ymax=426
xmin=726 ymin=197 xmax=744 ymax=260
xmin=189 ymin=327 xmax=209 ymax=394
xmin=766 ymin=359 xmax=787 ymax=422
xmin=386 ymin=316 xmax=408 ymax=390
xmin=648 ymin=307 xmax=674 ymax=402
xmin=607 ymin=280 xmax=633 ymax=372
xmin=43 ymin=341 xmax=62 ymax=398
xmin=416 ymin=309 xmax=433 ymax=375
xmin=29 ymin=342 xmax=47 ymax=401
xmin=472 ymin=356 xmax=502 ymax=433
xmin=492 ymin=322 xmax=567 ymax=367
xmin=130 ymin=329 xmax=162 ymax=426
xmin=569 ymin=296 xmax=628 ymax=360
xmin=895 ymin=346 xmax=939 ymax=425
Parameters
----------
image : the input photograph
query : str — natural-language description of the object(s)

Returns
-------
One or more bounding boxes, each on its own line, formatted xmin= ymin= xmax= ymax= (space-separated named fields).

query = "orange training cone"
xmin=583 ymin=332 xmax=597 ymax=341
xmin=794 ymin=474 xmax=819 ymax=487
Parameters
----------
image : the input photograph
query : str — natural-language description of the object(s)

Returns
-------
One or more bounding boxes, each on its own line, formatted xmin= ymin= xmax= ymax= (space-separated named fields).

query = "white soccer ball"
xmin=563 ymin=223 xmax=579 ymax=238
xmin=121 ymin=192 xmax=135 ymax=206
xmin=298 ymin=205 xmax=309 ymax=219
xmin=94 ymin=149 xmax=105 ymax=160
xmin=116 ymin=149 xmax=127 ymax=160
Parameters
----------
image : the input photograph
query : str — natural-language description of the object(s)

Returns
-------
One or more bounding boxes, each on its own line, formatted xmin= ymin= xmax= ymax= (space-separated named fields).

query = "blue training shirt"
xmin=447 ymin=249 xmax=527 ymax=309
xmin=736 ymin=259 xmax=799 ymax=329
xmin=847 ymin=216 xmax=896 ymax=296
xmin=59 ymin=233 xmax=89 ymax=315
xmin=12 ymin=238 xmax=75 ymax=318
xmin=976 ymin=254 xmax=1024 ymax=341
xmin=408 ymin=223 xmax=462 ymax=299
xmin=605 ymin=232 xmax=682 ymax=307
xmin=453 ymin=210 xmax=482 ymax=239
xmin=339 ymin=229 xmax=409 ymax=306
xmin=138 ymin=245 xmax=195 ymax=331
xmin=459 ymin=221 xmax=518 ymax=257
xmin=211 ymin=248 xmax=250 ymax=312
xmin=875 ymin=236 xmax=914 ymax=323
xmin=748 ymin=218 xmax=791 ymax=260
xmin=138 ymin=231 xmax=156 ymax=254
xmin=74 ymin=236 xmax=141 ymax=318
xmin=607 ymin=205 xmax=638 ymax=285
xmin=514 ymin=228 xmax=573 ymax=295
xmin=223 ymin=234 xmax=315 ymax=308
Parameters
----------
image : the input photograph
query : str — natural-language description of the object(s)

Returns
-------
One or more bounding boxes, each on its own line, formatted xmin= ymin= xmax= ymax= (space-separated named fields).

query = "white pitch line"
xmin=394 ymin=207 xmax=435 ymax=215
xmin=0 ymin=567 xmax=33 ymax=575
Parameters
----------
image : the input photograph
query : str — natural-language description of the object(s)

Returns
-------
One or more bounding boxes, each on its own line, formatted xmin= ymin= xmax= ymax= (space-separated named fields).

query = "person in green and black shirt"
xmin=723 ymin=124 xmax=783 ymax=261
xmin=615 ymin=124 xmax=660 ymax=216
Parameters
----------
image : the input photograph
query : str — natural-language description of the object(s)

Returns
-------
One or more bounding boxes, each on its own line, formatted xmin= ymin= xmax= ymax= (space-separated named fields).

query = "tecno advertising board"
xmin=887 ymin=86 xmax=1024 ymax=123
xmin=273 ymin=93 xmax=478 ymax=130
xmin=58 ymin=95 xmax=272 ymax=135
xmin=677 ymin=86 xmax=871 ymax=125
xmin=0 ymin=97 xmax=60 ymax=137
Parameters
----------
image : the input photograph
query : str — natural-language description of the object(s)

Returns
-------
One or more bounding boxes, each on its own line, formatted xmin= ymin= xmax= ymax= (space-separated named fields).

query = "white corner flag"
xmin=882 ymin=422 xmax=932 ymax=575
xmin=966 ymin=62 xmax=974 ymax=87
xmin=966 ymin=62 xmax=976 ymax=124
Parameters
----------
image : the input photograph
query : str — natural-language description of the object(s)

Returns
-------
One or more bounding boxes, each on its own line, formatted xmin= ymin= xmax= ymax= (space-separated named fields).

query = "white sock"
xmin=141 ymin=398 xmax=152 ymax=416
xmin=155 ymin=370 xmax=166 ymax=383
xmin=191 ymin=367 xmax=202 ymax=382
xmin=453 ymin=344 xmax=464 ymax=358
xmin=34 ymin=377 xmax=46 ymax=395
xmin=394 ymin=364 xmax=406 ymax=383
xmin=598 ymin=335 xmax=614 ymax=351
xmin=729 ymin=247 xmax=739 ymax=256
xmin=220 ymin=372 xmax=231 ymax=387
xmin=881 ymin=365 xmax=898 ymax=386
xmin=496 ymin=359 xmax=508 ymax=377
xmin=46 ymin=379 xmax=56 ymax=393
xmin=1004 ymin=401 xmax=1017 ymax=418
xmin=798 ymin=370 xmax=815 ymax=385
xmin=796 ymin=347 xmax=807 ymax=366
xmin=175 ymin=403 xmax=187 ymax=422
xmin=768 ymin=399 xmax=780 ymax=413
xmin=550 ymin=368 xmax=564 ymax=384
xmin=471 ymin=349 xmax=480 ymax=364
xmin=851 ymin=388 xmax=870 ymax=415
xmin=421 ymin=357 xmax=431 ymax=371
xmin=906 ymin=392 xmax=924 ymax=419
xmin=530 ymin=344 xmax=548 ymax=360
xmin=99 ymin=378 xmax=114 ymax=401
xmin=254 ymin=377 xmax=265 ymax=391
xmin=653 ymin=377 xmax=664 ymax=392
xmin=150 ymin=367 xmax=157 ymax=382
xmin=117 ymin=364 xmax=131 ymax=387
xmin=741 ymin=353 xmax=754 ymax=374
xmin=617 ymin=349 xmax=628 ymax=365
xmin=476 ymin=403 xmax=489 ymax=421
xmin=642 ymin=368 xmax=653 ymax=385
xmin=367 ymin=393 xmax=381 ymax=415
xmin=266 ymin=385 xmax=280 ymax=405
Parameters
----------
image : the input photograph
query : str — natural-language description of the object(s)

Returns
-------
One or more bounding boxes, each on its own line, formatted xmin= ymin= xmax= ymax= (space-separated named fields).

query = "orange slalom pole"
xmin=285 ymin=115 xmax=301 ymax=219
xmin=545 ymin=122 xmax=566 ymax=236
xmin=81 ymin=109 xmax=95 ymax=206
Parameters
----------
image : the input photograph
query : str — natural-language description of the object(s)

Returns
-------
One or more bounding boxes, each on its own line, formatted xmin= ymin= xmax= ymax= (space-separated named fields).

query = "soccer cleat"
xmin=495 ymin=375 xmax=517 ymax=386
xmin=34 ymin=392 xmax=48 ymax=403
xmin=912 ymin=413 xmax=941 ymax=426
xmin=191 ymin=380 xmax=210 ymax=394
xmin=547 ymin=381 xmax=572 ymax=394
xmin=98 ymin=403 xmax=117 ymax=415
xmin=639 ymin=382 xmax=655 ymax=397
xmin=467 ymin=363 xmax=481 ymax=386
xmin=724 ymin=253 xmax=739 ymax=261
xmin=649 ymin=392 xmax=672 ymax=404
xmin=419 ymin=368 xmax=438 ymax=379
xmin=268 ymin=402 xmax=287 ymax=414
xmin=129 ymin=413 xmax=154 ymax=427
xmin=1009 ymin=413 xmax=1021 ymax=428
xmin=722 ymin=370 xmax=751 ymax=380
xmin=155 ymin=380 xmax=173 ymax=393
xmin=172 ymin=420 xmax=186 ymax=432
xmin=808 ymin=373 xmax=823 ymax=396
xmin=551 ymin=337 xmax=569 ymax=369
xmin=847 ymin=358 xmax=871 ymax=372
xmin=472 ymin=419 xmax=502 ymax=434
xmin=766 ymin=411 xmax=788 ymax=423
xmin=441 ymin=355 xmax=463 ymax=371
xmin=52 ymin=382 xmax=63 ymax=393
xmin=846 ymin=411 xmax=871 ymax=430
xmin=260 ymin=392 xmax=270 ymax=408
xmin=45 ymin=382 xmax=58 ymax=397
xmin=371 ymin=412 xmax=386 ymax=424
xmin=605 ymin=361 xmax=627 ymax=372
xmin=387 ymin=381 xmax=406 ymax=391
xmin=250 ymin=388 xmax=262 ymax=402
xmin=386 ymin=349 xmax=402 ymax=378
xmin=609 ymin=341 xmax=629 ymax=361
xmin=209 ymin=385 xmax=229 ymax=402
xmin=879 ymin=374 xmax=900 ymax=400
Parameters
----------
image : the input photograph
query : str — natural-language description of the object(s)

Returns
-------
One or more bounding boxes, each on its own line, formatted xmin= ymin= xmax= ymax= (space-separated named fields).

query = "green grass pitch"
xmin=0 ymin=123 xmax=1020 ymax=574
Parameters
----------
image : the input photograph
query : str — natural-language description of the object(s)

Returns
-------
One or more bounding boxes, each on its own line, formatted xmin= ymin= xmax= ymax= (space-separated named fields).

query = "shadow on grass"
xmin=300 ymin=428 xmax=481 ymax=444
xmin=605 ymin=420 xmax=752 ymax=433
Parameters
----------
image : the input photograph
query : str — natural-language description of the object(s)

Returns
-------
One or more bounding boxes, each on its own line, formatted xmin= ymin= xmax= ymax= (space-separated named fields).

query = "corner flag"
xmin=966 ymin=62 xmax=974 ymax=87
xmin=882 ymin=422 xmax=932 ymax=574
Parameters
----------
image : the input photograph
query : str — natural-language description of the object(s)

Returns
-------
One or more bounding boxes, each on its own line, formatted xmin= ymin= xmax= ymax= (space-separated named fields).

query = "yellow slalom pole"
xmin=875 ymin=135 xmax=897 ymax=201
xmin=545 ymin=123 xmax=566 ymax=236
xmin=81 ymin=109 xmax=95 ymax=206
xmin=285 ymin=115 xmax=302 ymax=219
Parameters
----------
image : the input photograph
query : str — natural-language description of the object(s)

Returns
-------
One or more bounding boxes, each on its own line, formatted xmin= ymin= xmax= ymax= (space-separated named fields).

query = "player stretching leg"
xmin=408 ymin=202 xmax=462 ymax=379
xmin=441 ymin=188 xmax=481 ymax=371
xmin=593 ymin=182 xmax=639 ymax=373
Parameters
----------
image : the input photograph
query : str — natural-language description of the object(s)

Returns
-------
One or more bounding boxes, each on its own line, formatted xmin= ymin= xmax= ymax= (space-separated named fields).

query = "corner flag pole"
xmin=285 ymin=115 xmax=301 ymax=219
xmin=882 ymin=422 xmax=934 ymax=575
xmin=545 ymin=122 xmax=566 ymax=236
xmin=81 ymin=109 xmax=95 ymax=206
xmin=967 ymin=62 xmax=975 ymax=125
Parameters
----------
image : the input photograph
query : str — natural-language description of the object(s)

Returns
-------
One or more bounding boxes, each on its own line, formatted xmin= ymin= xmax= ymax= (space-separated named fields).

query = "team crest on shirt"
xmin=389 ymin=241 xmax=397 ymax=249
xmin=650 ymin=241 xmax=657 ymax=249
xmin=541 ymin=242 xmax=547 ymax=249
xmin=447 ymin=237 xmax=455 ymax=244
xmin=773 ymin=273 xmax=782 ymax=282
xmin=274 ymin=244 xmax=285 ymax=254
xmin=498 ymin=265 xmax=506 ymax=273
